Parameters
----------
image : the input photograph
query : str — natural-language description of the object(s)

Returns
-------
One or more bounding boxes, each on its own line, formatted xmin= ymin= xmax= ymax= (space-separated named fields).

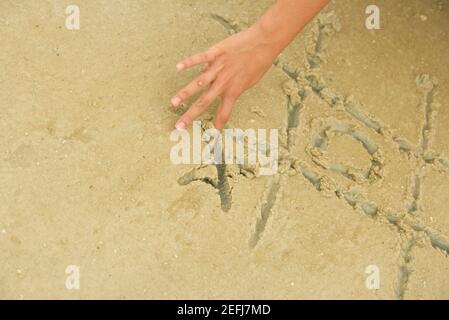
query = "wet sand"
xmin=1 ymin=0 xmax=449 ymax=299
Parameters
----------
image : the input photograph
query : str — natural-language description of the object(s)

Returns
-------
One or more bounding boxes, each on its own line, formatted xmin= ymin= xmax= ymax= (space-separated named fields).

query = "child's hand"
xmin=171 ymin=0 xmax=329 ymax=131
xmin=171 ymin=26 xmax=277 ymax=131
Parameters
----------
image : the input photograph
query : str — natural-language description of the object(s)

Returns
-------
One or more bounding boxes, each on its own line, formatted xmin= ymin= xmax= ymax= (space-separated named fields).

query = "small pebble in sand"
xmin=250 ymin=106 xmax=267 ymax=118
xmin=1 ymin=229 xmax=6 ymax=234
xmin=420 ymin=15 xmax=428 ymax=22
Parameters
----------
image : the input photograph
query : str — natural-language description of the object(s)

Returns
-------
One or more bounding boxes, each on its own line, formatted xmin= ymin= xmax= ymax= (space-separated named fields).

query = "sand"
xmin=1 ymin=0 xmax=449 ymax=299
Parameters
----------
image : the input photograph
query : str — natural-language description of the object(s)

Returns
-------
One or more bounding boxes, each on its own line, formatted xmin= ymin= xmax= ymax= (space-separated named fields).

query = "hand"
xmin=171 ymin=25 xmax=278 ymax=131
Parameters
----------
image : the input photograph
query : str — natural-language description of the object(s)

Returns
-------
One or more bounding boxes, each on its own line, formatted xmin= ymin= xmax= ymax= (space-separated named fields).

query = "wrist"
xmin=243 ymin=23 xmax=283 ymax=64
xmin=251 ymin=20 xmax=287 ymax=56
xmin=252 ymin=4 xmax=296 ymax=55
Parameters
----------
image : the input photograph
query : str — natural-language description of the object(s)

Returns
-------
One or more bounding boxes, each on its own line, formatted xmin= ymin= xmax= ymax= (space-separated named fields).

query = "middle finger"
xmin=171 ymin=64 xmax=222 ymax=107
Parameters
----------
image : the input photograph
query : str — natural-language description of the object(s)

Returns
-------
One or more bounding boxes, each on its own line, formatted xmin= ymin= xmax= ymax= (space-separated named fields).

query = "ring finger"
xmin=171 ymin=64 xmax=221 ymax=107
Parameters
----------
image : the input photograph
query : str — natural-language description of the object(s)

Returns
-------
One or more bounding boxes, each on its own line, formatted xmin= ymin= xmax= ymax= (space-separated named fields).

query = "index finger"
xmin=176 ymin=47 xmax=221 ymax=71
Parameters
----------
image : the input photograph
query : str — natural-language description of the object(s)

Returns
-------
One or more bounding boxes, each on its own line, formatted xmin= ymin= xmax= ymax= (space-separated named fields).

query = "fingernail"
xmin=176 ymin=63 xmax=184 ymax=70
xmin=175 ymin=121 xmax=186 ymax=130
xmin=171 ymin=96 xmax=181 ymax=107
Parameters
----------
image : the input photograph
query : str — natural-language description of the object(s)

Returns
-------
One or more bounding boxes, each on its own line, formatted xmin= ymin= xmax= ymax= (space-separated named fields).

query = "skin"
xmin=172 ymin=0 xmax=330 ymax=131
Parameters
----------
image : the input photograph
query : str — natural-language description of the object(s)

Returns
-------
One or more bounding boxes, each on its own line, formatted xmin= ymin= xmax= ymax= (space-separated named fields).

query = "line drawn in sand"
xmin=176 ymin=11 xmax=449 ymax=299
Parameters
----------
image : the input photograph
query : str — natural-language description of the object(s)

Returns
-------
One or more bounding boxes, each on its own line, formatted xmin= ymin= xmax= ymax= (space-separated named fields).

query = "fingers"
xmin=171 ymin=64 xmax=222 ymax=107
xmin=176 ymin=80 xmax=225 ymax=130
xmin=176 ymin=47 xmax=221 ymax=71
xmin=214 ymin=95 xmax=236 ymax=131
xmin=202 ymin=62 xmax=211 ymax=72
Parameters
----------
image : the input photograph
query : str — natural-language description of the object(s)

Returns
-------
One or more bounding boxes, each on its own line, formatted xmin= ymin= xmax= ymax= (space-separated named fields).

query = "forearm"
xmin=172 ymin=0 xmax=329 ymax=130
xmin=254 ymin=0 xmax=329 ymax=55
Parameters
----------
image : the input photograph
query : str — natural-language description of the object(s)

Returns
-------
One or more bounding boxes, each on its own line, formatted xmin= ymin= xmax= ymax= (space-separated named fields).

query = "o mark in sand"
xmin=65 ymin=5 xmax=80 ymax=30
xmin=308 ymin=118 xmax=383 ymax=185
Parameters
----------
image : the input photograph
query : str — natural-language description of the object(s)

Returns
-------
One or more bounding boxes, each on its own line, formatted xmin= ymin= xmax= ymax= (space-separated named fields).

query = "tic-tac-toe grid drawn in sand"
xmin=177 ymin=11 xmax=449 ymax=299
xmin=2 ymin=0 xmax=448 ymax=300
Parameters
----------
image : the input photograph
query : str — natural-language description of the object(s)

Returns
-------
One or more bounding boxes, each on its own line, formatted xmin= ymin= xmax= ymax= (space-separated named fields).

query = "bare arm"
xmin=172 ymin=0 xmax=329 ymax=131
xmin=256 ymin=0 xmax=330 ymax=54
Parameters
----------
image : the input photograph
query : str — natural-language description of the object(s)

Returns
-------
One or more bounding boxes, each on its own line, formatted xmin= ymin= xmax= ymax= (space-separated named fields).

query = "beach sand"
xmin=1 ymin=0 xmax=449 ymax=299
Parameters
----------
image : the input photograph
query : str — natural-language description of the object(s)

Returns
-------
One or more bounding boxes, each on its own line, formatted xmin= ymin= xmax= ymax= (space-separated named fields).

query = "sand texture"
xmin=1 ymin=0 xmax=449 ymax=299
